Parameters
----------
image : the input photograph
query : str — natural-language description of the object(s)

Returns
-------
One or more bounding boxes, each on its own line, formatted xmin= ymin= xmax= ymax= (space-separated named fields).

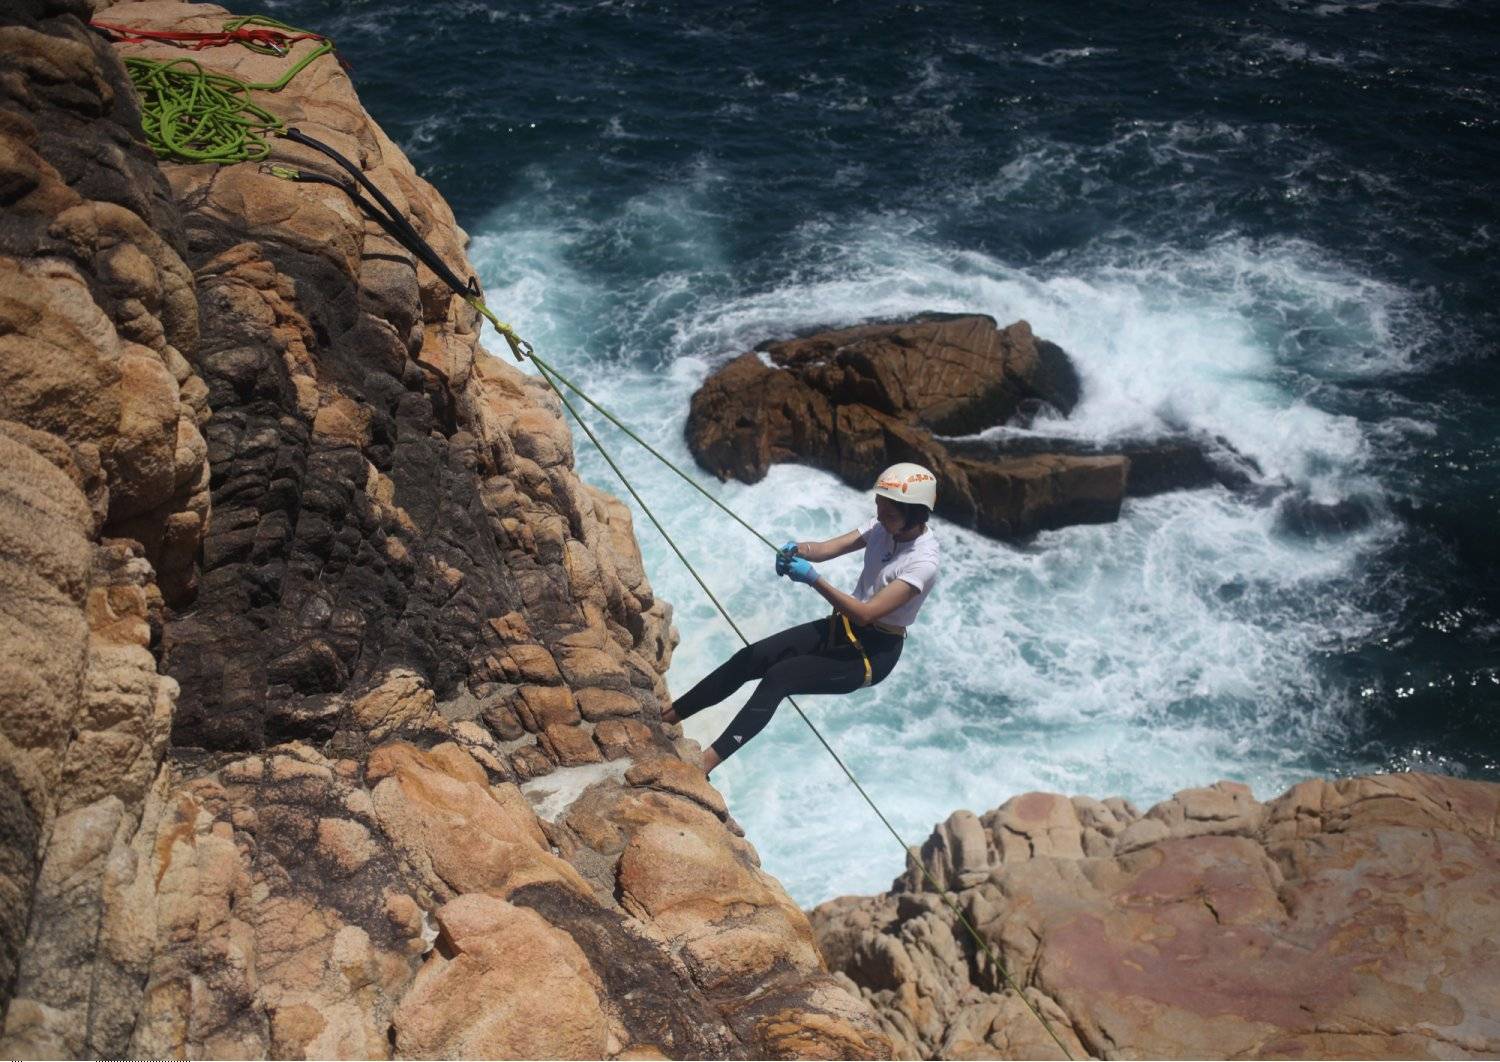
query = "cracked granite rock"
xmin=0 ymin=2 xmax=888 ymax=1057
xmin=811 ymin=773 xmax=1500 ymax=1060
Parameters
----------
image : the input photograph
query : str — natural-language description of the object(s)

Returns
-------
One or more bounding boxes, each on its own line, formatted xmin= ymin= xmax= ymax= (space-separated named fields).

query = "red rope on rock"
xmin=89 ymin=20 xmax=321 ymax=55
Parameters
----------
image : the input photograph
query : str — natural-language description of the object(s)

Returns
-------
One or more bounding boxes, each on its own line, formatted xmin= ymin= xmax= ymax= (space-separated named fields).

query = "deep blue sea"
xmin=267 ymin=0 xmax=1498 ymax=903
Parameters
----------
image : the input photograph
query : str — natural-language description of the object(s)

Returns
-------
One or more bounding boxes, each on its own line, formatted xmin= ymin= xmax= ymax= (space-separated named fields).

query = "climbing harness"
xmin=91 ymin=16 xmax=339 ymax=162
xmin=829 ymin=611 xmax=909 ymax=690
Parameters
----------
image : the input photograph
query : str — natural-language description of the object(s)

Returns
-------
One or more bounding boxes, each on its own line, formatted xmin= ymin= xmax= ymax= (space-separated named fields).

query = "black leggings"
xmin=673 ymin=616 xmax=904 ymax=762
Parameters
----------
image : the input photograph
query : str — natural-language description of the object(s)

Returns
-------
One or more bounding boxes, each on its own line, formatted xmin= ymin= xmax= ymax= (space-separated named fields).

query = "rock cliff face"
xmin=6 ymin=6 xmax=1492 ymax=1062
xmin=0 ymin=2 xmax=886 ymax=1057
xmin=685 ymin=314 xmax=1253 ymax=539
xmin=812 ymin=773 xmax=1500 ymax=1060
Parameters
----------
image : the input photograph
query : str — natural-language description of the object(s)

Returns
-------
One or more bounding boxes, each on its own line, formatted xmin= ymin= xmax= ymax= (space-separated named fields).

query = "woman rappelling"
xmin=662 ymin=463 xmax=941 ymax=775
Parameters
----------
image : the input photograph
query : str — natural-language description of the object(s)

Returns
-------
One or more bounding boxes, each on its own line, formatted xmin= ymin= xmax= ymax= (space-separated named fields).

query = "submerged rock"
xmin=811 ymin=773 xmax=1500 ymax=1059
xmin=1275 ymin=490 xmax=1377 ymax=538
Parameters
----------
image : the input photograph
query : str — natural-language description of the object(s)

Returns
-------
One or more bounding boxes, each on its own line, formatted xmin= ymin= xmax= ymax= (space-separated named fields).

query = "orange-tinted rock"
xmin=626 ymin=757 xmax=727 ymax=819
xmin=577 ymin=686 xmax=640 ymax=720
xmin=368 ymin=740 xmax=588 ymax=898
xmin=351 ymin=670 xmax=440 ymax=740
xmin=557 ymin=645 xmax=630 ymax=691
xmin=486 ymin=610 xmax=531 ymax=643
xmin=816 ymin=773 xmax=1500 ymax=1060
xmin=506 ymin=643 xmax=563 ymax=685
xmin=510 ymin=744 xmax=554 ymax=781
xmin=594 ymin=717 xmax=655 ymax=760
xmin=516 ymin=684 xmax=580 ymax=731
xmin=540 ymin=722 xmax=604 ymax=767
xmin=392 ymin=894 xmax=609 ymax=1059
xmin=480 ymin=701 xmax=525 ymax=741
xmin=617 ymin=818 xmax=812 ymax=959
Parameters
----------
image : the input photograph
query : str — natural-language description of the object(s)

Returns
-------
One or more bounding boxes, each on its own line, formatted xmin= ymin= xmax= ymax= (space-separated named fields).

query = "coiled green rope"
xmin=114 ymin=17 xmax=335 ymax=163
xmin=124 ymin=57 xmax=282 ymax=162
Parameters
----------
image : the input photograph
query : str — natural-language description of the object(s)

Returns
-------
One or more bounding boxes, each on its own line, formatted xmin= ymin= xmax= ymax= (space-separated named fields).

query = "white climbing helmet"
xmin=874 ymin=462 xmax=938 ymax=509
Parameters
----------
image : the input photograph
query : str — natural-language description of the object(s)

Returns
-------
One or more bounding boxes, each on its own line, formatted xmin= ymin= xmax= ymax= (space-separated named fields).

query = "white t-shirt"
xmin=851 ymin=518 xmax=940 ymax=628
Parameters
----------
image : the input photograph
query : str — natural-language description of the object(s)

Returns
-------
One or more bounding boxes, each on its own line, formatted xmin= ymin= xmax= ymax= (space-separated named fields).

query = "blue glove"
xmin=775 ymin=540 xmax=798 ymax=576
xmin=786 ymin=557 xmax=819 ymax=585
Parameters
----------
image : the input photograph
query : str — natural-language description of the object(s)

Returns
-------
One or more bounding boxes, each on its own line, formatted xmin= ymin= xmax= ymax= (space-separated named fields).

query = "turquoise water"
xmin=269 ymin=0 xmax=1498 ymax=903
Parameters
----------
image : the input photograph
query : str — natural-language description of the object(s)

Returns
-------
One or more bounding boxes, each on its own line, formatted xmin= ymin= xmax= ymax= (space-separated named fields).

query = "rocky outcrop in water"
xmin=811 ymin=773 xmax=1500 ymax=1060
xmin=0 ymin=2 xmax=886 ymax=1057
xmin=686 ymin=314 xmax=1254 ymax=539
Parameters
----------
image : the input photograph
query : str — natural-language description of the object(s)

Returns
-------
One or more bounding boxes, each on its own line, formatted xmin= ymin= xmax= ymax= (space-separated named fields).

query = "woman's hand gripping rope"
xmin=785 ymin=556 xmax=819 ymax=585
xmin=775 ymin=540 xmax=819 ymax=583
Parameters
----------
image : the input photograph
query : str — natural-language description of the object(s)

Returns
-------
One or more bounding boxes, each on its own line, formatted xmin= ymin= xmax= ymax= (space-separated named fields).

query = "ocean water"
xmin=266 ymin=0 xmax=1498 ymax=904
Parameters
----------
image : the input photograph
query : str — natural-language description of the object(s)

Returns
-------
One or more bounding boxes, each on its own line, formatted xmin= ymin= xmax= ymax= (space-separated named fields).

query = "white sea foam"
xmin=897 ymin=56 xmax=952 ymax=100
xmin=1246 ymin=35 xmax=1352 ymax=68
xmin=468 ymin=173 xmax=1411 ymax=903
xmin=1023 ymin=46 xmax=1117 ymax=66
xmin=1276 ymin=0 xmax=1385 ymax=15
xmin=965 ymin=123 xmax=1256 ymax=212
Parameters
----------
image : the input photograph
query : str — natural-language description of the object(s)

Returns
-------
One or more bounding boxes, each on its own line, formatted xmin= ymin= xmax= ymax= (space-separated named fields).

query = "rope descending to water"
xmin=523 ymin=345 xmax=1077 ymax=1061
xmin=267 ymin=127 xmax=1079 ymax=1059
xmin=507 ymin=348 xmax=777 ymax=552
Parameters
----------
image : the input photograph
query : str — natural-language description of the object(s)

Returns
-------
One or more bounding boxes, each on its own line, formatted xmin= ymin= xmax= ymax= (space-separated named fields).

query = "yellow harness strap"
xmin=832 ymin=613 xmax=873 ymax=688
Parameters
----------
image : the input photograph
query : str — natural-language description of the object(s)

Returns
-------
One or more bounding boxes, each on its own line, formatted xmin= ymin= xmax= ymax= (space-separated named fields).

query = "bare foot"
xmin=661 ymin=705 xmax=679 ymax=725
xmin=702 ymin=746 xmax=722 ymax=776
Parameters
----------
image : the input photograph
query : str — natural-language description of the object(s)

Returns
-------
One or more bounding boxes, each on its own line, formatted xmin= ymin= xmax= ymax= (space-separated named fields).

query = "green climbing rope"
xmin=124 ymin=57 xmax=282 ymax=162
xmin=112 ymin=18 xmax=336 ymax=162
